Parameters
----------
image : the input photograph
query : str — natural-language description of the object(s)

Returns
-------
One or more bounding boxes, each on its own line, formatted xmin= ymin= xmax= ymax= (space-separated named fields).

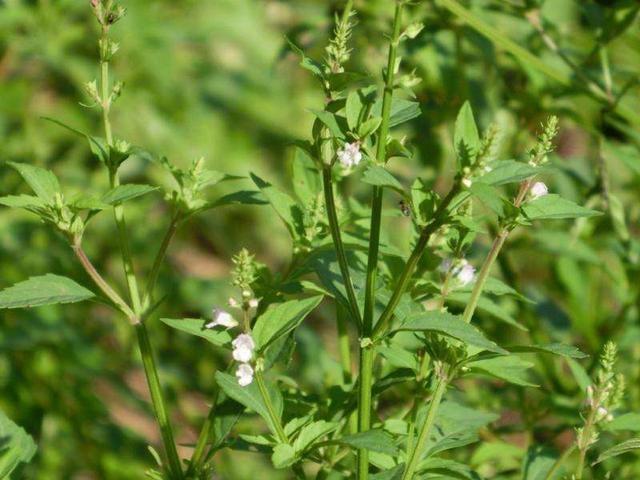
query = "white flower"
xmin=232 ymin=333 xmax=255 ymax=363
xmin=530 ymin=181 xmax=548 ymax=199
xmin=439 ymin=258 xmax=453 ymax=273
xmin=206 ymin=308 xmax=238 ymax=329
xmin=337 ymin=142 xmax=362 ymax=168
xmin=228 ymin=297 xmax=240 ymax=308
xmin=462 ymin=177 xmax=473 ymax=188
xmin=248 ymin=298 xmax=259 ymax=309
xmin=456 ymin=263 xmax=476 ymax=286
xmin=235 ymin=363 xmax=254 ymax=387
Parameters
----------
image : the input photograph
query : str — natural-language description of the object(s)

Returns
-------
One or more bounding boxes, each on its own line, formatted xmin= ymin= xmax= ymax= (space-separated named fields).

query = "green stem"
xmin=372 ymin=185 xmax=459 ymax=340
xmin=136 ymin=322 xmax=183 ymax=479
xmin=142 ymin=212 xmax=180 ymax=309
xmin=186 ymin=387 xmax=220 ymax=476
xmin=544 ymin=444 xmax=576 ymax=480
xmin=357 ymin=4 xmax=404 ymax=477
xmin=336 ymin=303 xmax=354 ymax=387
xmin=323 ymin=167 xmax=362 ymax=330
xmin=401 ymin=374 xmax=448 ymax=480
xmin=255 ymin=371 xmax=288 ymax=443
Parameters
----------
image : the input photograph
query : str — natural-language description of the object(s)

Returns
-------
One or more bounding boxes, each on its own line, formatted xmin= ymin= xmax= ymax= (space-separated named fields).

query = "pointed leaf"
xmin=454 ymin=101 xmax=480 ymax=167
xmin=522 ymin=194 xmax=602 ymax=220
xmin=102 ymin=184 xmax=159 ymax=205
xmin=593 ymin=438 xmax=640 ymax=465
xmin=0 ymin=274 xmax=94 ymax=309
xmin=160 ymin=318 xmax=232 ymax=347
xmin=8 ymin=162 xmax=60 ymax=204
xmin=362 ymin=165 xmax=405 ymax=195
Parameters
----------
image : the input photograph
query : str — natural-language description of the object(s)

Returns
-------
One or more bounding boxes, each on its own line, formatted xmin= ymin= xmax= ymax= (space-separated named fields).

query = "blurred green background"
xmin=1 ymin=0 xmax=639 ymax=478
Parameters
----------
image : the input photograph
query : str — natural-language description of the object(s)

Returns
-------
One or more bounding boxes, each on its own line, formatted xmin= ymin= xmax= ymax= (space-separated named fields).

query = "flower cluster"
xmin=337 ymin=142 xmax=362 ymax=168
xmin=440 ymin=257 xmax=476 ymax=287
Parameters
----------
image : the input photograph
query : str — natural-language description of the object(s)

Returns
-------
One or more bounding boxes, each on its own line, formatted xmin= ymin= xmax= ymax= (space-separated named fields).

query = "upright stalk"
xmin=136 ymin=322 xmax=183 ymax=479
xmin=255 ymin=371 xmax=288 ymax=443
xmin=186 ymin=387 xmax=220 ymax=476
xmin=357 ymin=4 xmax=404 ymax=478
xmin=142 ymin=212 xmax=180 ymax=308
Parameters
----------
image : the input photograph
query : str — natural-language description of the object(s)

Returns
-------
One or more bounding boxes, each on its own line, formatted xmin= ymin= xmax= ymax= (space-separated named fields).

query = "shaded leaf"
xmin=0 ymin=274 xmax=94 ymax=309
xmin=160 ymin=318 xmax=232 ymax=347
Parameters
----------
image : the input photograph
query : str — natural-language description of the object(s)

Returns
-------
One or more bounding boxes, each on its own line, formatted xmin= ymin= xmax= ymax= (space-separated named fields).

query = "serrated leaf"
xmin=522 ymin=194 xmax=601 ymax=220
xmin=392 ymin=311 xmax=508 ymax=354
xmin=361 ymin=165 xmax=405 ymax=195
xmin=0 ymin=194 xmax=47 ymax=210
xmin=376 ymin=98 xmax=421 ymax=128
xmin=593 ymin=437 xmax=640 ymax=465
xmin=469 ymin=182 xmax=505 ymax=216
xmin=467 ymin=355 xmax=537 ymax=387
xmin=309 ymin=109 xmax=346 ymax=139
xmin=480 ymin=160 xmax=539 ymax=186
xmin=160 ymin=318 xmax=232 ymax=347
xmin=102 ymin=184 xmax=159 ymax=205
xmin=508 ymin=343 xmax=587 ymax=359
xmin=215 ymin=372 xmax=282 ymax=435
xmin=0 ymin=274 xmax=94 ymax=309
xmin=271 ymin=443 xmax=297 ymax=469
xmin=251 ymin=173 xmax=305 ymax=239
xmin=0 ymin=409 xmax=37 ymax=478
xmin=8 ymin=162 xmax=60 ymax=204
xmin=370 ymin=464 xmax=404 ymax=480
xmin=330 ymin=429 xmax=399 ymax=455
xmin=292 ymin=420 xmax=338 ymax=453
xmin=454 ymin=101 xmax=480 ymax=167
xmin=252 ymin=296 xmax=323 ymax=352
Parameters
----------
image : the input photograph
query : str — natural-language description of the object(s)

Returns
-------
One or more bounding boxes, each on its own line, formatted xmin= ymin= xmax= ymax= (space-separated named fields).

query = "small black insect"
xmin=399 ymin=200 xmax=411 ymax=217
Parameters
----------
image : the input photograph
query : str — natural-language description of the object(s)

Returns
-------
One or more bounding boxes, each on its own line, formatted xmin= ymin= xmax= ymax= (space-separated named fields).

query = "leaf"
xmin=286 ymin=38 xmax=325 ymax=80
xmin=392 ymin=311 xmax=508 ymax=354
xmin=346 ymin=90 xmax=364 ymax=130
xmin=566 ymin=358 xmax=592 ymax=391
xmin=593 ymin=438 xmax=640 ymax=465
xmin=522 ymin=446 xmax=558 ymax=480
xmin=508 ymin=343 xmax=588 ymax=359
xmin=361 ymin=165 xmax=405 ymax=195
xmin=378 ymin=345 xmax=418 ymax=372
xmin=604 ymin=413 xmax=640 ymax=433
xmin=309 ymin=109 xmax=346 ymax=139
xmin=0 ymin=409 xmax=37 ymax=478
xmin=42 ymin=116 xmax=110 ymax=165
xmin=385 ymin=98 xmax=421 ymax=127
xmin=447 ymin=292 xmax=528 ymax=331
xmin=457 ymin=276 xmax=533 ymax=303
xmin=469 ymin=182 xmax=505 ymax=216
xmin=0 ymin=194 xmax=47 ymax=210
xmin=203 ymin=190 xmax=267 ymax=210
xmin=0 ymin=274 xmax=94 ymax=309
xmin=252 ymin=296 xmax=323 ymax=352
xmin=291 ymin=148 xmax=321 ymax=206
xmin=160 ymin=318 xmax=232 ymax=347
xmin=102 ymin=184 xmax=159 ymax=205
xmin=215 ymin=372 xmax=282 ymax=435
xmin=479 ymin=160 xmax=539 ymax=186
xmin=251 ymin=173 xmax=305 ymax=239
xmin=370 ymin=464 xmax=404 ymax=480
xmin=271 ymin=443 xmax=297 ymax=469
xmin=330 ymin=429 xmax=399 ymax=455
xmin=292 ymin=420 xmax=338 ymax=453
xmin=358 ymin=116 xmax=382 ymax=138
xmin=8 ymin=162 xmax=60 ymax=204
xmin=522 ymin=194 xmax=602 ymax=220
xmin=454 ymin=101 xmax=480 ymax=167
xmin=466 ymin=355 xmax=537 ymax=387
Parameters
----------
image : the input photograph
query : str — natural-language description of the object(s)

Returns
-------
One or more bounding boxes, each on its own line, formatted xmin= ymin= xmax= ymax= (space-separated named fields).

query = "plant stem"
xmin=255 ymin=370 xmax=288 ymax=443
xmin=136 ymin=322 xmax=183 ymax=479
xmin=72 ymin=242 xmax=136 ymax=320
xmin=356 ymin=6 xmax=404 ymax=478
xmin=401 ymin=374 xmax=448 ymax=480
xmin=186 ymin=387 xmax=220 ymax=476
xmin=336 ymin=303 xmax=353 ymax=386
xmin=142 ymin=211 xmax=180 ymax=308
xmin=323 ymin=167 xmax=362 ymax=330
xmin=372 ymin=185 xmax=459 ymax=340
xmin=544 ymin=444 xmax=576 ymax=480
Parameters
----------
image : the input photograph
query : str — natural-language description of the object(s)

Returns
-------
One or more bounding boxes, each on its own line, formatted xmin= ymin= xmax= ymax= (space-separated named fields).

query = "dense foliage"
xmin=1 ymin=0 xmax=639 ymax=479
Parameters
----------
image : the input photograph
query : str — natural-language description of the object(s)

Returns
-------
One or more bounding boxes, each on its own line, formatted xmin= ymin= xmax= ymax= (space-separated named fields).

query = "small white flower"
xmin=248 ymin=298 xmax=259 ymax=309
xmin=484 ymin=165 xmax=492 ymax=173
xmin=596 ymin=406 xmax=609 ymax=421
xmin=232 ymin=333 xmax=255 ymax=363
xmin=456 ymin=263 xmax=476 ymax=286
xmin=530 ymin=181 xmax=548 ymax=199
xmin=337 ymin=142 xmax=362 ymax=168
xmin=439 ymin=258 xmax=453 ymax=273
xmin=235 ymin=363 xmax=254 ymax=387
xmin=462 ymin=177 xmax=473 ymax=188
xmin=228 ymin=297 xmax=240 ymax=308
xmin=206 ymin=308 xmax=238 ymax=329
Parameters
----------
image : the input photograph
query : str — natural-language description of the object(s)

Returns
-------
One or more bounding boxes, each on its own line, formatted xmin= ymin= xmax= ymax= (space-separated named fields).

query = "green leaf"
xmin=0 ymin=194 xmax=47 ymax=210
xmin=251 ymin=173 xmax=304 ymax=239
xmin=457 ymin=276 xmax=533 ymax=303
xmin=203 ymin=190 xmax=267 ymax=211
xmin=454 ymin=101 xmax=480 ymax=167
xmin=469 ymin=182 xmax=505 ymax=216
xmin=42 ymin=116 xmax=110 ymax=165
xmin=291 ymin=148 xmax=321 ymax=206
xmin=286 ymin=38 xmax=325 ymax=80
xmin=160 ymin=318 xmax=232 ymax=347
xmin=447 ymin=292 xmax=528 ymax=330
xmin=378 ymin=345 xmax=418 ymax=372
xmin=508 ymin=343 xmax=588 ymax=359
xmin=102 ymin=184 xmax=159 ymax=205
xmin=271 ymin=443 xmax=297 ymax=469
xmin=522 ymin=194 xmax=602 ymax=220
xmin=358 ymin=116 xmax=382 ymax=138
xmin=0 ymin=409 xmax=37 ymax=478
xmin=330 ymin=429 xmax=399 ymax=455
xmin=8 ymin=162 xmax=61 ymax=204
xmin=361 ymin=165 xmax=405 ymax=195
xmin=593 ymin=438 xmax=640 ymax=465
xmin=522 ymin=447 xmax=558 ymax=480
xmin=293 ymin=420 xmax=338 ymax=453
xmin=479 ymin=160 xmax=539 ymax=186
xmin=604 ymin=413 xmax=640 ymax=433
xmin=346 ymin=90 xmax=364 ymax=130
xmin=466 ymin=355 xmax=537 ymax=387
xmin=215 ymin=372 xmax=283 ymax=435
xmin=0 ymin=274 xmax=94 ymax=309
xmin=252 ymin=296 xmax=323 ymax=352
xmin=393 ymin=311 xmax=508 ymax=354
xmin=309 ymin=109 xmax=346 ymax=139
xmin=371 ymin=98 xmax=421 ymax=128
xmin=370 ymin=464 xmax=404 ymax=480
xmin=69 ymin=194 xmax=109 ymax=211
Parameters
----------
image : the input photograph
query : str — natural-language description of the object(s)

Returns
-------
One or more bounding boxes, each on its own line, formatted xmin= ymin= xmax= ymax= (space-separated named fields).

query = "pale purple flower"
xmin=235 ymin=363 xmax=254 ymax=387
xmin=456 ymin=263 xmax=476 ymax=286
xmin=232 ymin=333 xmax=255 ymax=363
xmin=206 ymin=308 xmax=238 ymax=329
xmin=337 ymin=142 xmax=362 ymax=168
xmin=530 ymin=181 xmax=548 ymax=199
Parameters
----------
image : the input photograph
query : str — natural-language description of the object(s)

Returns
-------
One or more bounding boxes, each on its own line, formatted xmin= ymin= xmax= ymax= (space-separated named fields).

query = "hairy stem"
xmin=402 ymin=374 xmax=448 ymax=480
xmin=323 ymin=167 xmax=362 ymax=329
xmin=136 ymin=322 xmax=183 ymax=479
